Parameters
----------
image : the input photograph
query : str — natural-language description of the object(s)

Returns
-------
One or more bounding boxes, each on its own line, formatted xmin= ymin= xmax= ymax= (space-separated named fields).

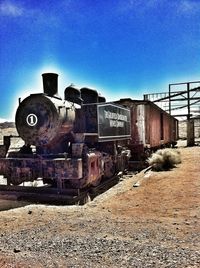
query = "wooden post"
xmin=187 ymin=119 xmax=194 ymax=146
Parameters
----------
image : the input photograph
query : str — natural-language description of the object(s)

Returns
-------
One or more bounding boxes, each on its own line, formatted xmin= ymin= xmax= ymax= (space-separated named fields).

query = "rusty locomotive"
xmin=0 ymin=73 xmax=178 ymax=193
xmin=0 ymin=73 xmax=131 ymax=190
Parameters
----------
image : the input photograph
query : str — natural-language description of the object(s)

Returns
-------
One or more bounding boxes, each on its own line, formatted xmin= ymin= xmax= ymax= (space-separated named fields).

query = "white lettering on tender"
xmin=104 ymin=110 xmax=127 ymax=128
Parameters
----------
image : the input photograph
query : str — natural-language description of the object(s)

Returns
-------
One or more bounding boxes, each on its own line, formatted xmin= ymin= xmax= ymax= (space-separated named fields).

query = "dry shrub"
xmin=148 ymin=148 xmax=181 ymax=171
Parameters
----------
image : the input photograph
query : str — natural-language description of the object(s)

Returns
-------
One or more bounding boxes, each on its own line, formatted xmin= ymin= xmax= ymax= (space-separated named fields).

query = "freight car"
xmin=0 ymin=73 xmax=131 ymax=194
xmin=115 ymin=98 xmax=178 ymax=164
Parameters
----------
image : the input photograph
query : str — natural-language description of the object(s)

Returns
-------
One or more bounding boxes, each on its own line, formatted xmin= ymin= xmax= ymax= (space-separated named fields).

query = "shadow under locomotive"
xmin=0 ymin=73 xmax=132 ymax=204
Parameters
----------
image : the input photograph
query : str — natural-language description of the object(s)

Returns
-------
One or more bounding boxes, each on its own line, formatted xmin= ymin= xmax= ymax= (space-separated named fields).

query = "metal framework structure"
xmin=144 ymin=81 xmax=200 ymax=120
xmin=144 ymin=80 xmax=200 ymax=146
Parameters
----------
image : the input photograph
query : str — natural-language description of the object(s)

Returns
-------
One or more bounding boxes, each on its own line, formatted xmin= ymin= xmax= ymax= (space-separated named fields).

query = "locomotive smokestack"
xmin=42 ymin=73 xmax=58 ymax=96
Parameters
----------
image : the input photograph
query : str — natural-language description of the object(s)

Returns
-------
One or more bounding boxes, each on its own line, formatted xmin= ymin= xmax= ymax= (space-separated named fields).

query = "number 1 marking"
xmin=26 ymin=113 xmax=38 ymax=126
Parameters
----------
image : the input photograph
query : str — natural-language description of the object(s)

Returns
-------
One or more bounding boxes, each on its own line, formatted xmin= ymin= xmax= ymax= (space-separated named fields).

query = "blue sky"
xmin=0 ymin=0 xmax=200 ymax=120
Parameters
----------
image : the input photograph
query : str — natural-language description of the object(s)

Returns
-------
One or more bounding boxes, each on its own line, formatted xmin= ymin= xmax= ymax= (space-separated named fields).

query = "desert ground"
xmin=0 ymin=127 xmax=199 ymax=267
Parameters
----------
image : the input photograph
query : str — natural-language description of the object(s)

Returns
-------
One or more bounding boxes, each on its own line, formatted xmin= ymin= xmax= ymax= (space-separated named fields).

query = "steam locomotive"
xmin=0 ymin=73 xmax=178 ymax=191
xmin=0 ymin=73 xmax=131 ymax=189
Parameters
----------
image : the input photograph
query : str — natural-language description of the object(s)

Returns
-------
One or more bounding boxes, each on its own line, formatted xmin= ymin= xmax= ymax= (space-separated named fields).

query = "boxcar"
xmin=115 ymin=98 xmax=178 ymax=161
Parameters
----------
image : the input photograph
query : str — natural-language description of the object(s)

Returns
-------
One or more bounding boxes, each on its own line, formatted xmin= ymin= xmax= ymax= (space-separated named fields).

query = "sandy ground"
xmin=0 ymin=143 xmax=199 ymax=267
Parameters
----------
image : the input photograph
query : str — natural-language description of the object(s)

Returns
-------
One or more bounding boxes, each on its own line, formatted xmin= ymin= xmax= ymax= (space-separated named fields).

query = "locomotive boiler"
xmin=0 ymin=73 xmax=131 ymax=189
xmin=16 ymin=73 xmax=76 ymax=152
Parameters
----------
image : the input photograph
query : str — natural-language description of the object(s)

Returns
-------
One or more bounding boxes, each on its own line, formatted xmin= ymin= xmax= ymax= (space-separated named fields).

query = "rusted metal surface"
xmin=0 ymin=148 xmax=129 ymax=190
xmin=0 ymin=156 xmax=83 ymax=187
xmin=146 ymin=103 xmax=162 ymax=147
xmin=146 ymin=103 xmax=178 ymax=147
xmin=86 ymin=151 xmax=102 ymax=186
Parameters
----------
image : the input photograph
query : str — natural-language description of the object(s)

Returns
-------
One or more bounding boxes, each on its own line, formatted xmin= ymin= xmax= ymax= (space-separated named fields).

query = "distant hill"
xmin=0 ymin=122 xmax=15 ymax=129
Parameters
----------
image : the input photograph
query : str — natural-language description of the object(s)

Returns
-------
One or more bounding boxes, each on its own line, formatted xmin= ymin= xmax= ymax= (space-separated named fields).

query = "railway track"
xmin=0 ymin=174 xmax=122 ymax=205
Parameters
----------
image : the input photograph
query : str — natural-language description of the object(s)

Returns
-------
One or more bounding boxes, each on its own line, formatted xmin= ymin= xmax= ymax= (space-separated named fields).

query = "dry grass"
xmin=148 ymin=148 xmax=181 ymax=171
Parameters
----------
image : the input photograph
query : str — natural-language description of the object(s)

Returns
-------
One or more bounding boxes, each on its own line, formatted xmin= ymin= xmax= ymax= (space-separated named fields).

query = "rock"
xmin=13 ymin=248 xmax=21 ymax=253
xmin=133 ymin=182 xmax=140 ymax=187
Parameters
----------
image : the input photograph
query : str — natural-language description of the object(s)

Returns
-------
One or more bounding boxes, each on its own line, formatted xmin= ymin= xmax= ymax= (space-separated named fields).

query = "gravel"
xmin=0 ymin=216 xmax=199 ymax=268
